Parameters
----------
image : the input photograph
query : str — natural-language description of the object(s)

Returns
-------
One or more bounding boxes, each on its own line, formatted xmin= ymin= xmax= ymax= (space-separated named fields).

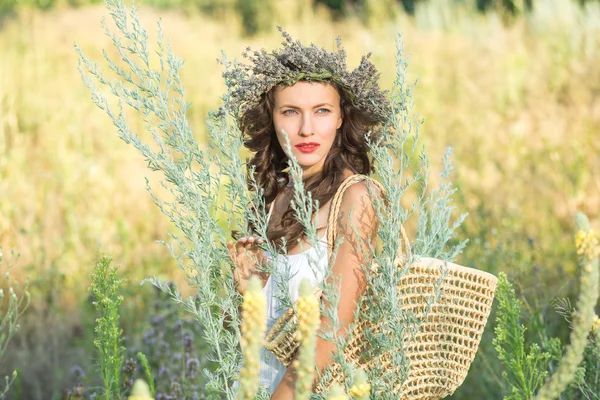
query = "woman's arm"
xmin=271 ymin=181 xmax=380 ymax=399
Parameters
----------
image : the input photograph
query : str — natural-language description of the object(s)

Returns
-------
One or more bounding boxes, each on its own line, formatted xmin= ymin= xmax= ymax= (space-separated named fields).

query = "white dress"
xmin=258 ymin=204 xmax=330 ymax=394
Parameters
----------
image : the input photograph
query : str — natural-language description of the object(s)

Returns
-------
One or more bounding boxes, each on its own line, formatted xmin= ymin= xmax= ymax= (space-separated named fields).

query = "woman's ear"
xmin=336 ymin=114 xmax=343 ymax=130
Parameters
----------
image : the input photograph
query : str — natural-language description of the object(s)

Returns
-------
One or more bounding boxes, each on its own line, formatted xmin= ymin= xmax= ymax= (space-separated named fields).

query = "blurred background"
xmin=0 ymin=0 xmax=599 ymax=398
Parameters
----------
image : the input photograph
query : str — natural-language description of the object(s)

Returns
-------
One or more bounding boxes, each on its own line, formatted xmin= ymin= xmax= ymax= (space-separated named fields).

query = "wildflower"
xmin=575 ymin=230 xmax=599 ymax=261
xmin=293 ymin=280 xmax=321 ymax=400
xmin=327 ymin=383 xmax=349 ymax=400
xmin=591 ymin=314 xmax=600 ymax=334
xmin=121 ymin=357 xmax=137 ymax=393
xmin=70 ymin=384 xmax=84 ymax=400
xmin=296 ymin=280 xmax=320 ymax=342
xmin=349 ymin=384 xmax=371 ymax=399
xmin=128 ymin=379 xmax=154 ymax=400
xmin=348 ymin=369 xmax=371 ymax=400
xmin=236 ymin=275 xmax=267 ymax=400
xmin=70 ymin=364 xmax=86 ymax=380
xmin=535 ymin=213 xmax=600 ymax=400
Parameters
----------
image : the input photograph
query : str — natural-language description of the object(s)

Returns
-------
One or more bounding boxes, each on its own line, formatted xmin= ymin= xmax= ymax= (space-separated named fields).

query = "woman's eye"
xmin=317 ymin=108 xmax=331 ymax=114
xmin=282 ymin=109 xmax=297 ymax=115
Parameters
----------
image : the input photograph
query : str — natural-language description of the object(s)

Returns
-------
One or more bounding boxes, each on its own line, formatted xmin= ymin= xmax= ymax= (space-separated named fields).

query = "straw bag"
xmin=264 ymin=174 xmax=498 ymax=399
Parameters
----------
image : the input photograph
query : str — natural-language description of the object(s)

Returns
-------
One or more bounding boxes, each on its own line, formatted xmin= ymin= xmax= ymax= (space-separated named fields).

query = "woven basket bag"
xmin=264 ymin=174 xmax=498 ymax=399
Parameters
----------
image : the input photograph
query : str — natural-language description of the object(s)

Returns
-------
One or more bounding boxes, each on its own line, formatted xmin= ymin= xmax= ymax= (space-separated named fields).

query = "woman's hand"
xmin=227 ymin=235 xmax=269 ymax=295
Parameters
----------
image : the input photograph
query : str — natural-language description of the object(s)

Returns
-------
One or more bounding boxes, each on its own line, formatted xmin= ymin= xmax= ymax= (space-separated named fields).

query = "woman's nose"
xmin=298 ymin=114 xmax=314 ymax=137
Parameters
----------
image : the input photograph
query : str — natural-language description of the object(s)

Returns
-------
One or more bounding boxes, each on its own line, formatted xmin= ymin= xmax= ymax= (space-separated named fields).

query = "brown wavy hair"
xmin=239 ymin=81 xmax=384 ymax=252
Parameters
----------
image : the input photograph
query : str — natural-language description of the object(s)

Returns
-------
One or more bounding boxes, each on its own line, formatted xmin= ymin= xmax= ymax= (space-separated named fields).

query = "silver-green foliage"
xmin=344 ymin=36 xmax=466 ymax=398
xmin=76 ymin=1 xmax=257 ymax=397
xmin=76 ymin=1 xmax=466 ymax=398
xmin=0 ymin=249 xmax=30 ymax=398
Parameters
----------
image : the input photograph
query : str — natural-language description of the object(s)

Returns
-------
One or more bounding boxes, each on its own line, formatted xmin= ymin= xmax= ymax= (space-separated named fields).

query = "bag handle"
xmin=325 ymin=174 xmax=410 ymax=263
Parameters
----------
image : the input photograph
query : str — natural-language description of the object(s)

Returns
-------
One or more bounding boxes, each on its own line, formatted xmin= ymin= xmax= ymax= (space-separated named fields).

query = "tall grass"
xmin=0 ymin=250 xmax=30 ymax=398
xmin=0 ymin=0 xmax=598 ymax=398
xmin=1 ymin=0 xmax=597 ymax=294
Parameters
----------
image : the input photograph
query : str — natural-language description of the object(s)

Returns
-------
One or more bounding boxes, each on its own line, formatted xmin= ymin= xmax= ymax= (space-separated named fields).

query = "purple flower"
xmin=71 ymin=364 xmax=86 ymax=380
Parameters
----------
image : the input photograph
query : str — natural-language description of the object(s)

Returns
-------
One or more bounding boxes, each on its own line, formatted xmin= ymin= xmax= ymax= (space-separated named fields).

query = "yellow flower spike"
xmin=576 ymin=230 xmax=600 ymax=261
xmin=591 ymin=315 xmax=600 ymax=334
xmin=295 ymin=279 xmax=321 ymax=400
xmin=349 ymin=368 xmax=371 ymax=400
xmin=327 ymin=382 xmax=349 ymax=400
xmin=236 ymin=275 xmax=267 ymax=400
xmin=128 ymin=379 xmax=154 ymax=400
xmin=535 ymin=213 xmax=600 ymax=400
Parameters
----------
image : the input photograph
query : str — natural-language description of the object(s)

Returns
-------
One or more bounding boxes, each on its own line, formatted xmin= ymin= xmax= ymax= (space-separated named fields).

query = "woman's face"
xmin=272 ymin=81 xmax=343 ymax=178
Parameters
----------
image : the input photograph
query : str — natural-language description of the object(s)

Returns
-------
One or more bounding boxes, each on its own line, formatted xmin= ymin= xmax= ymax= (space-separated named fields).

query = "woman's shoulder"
xmin=338 ymin=172 xmax=383 ymax=204
xmin=339 ymin=180 xmax=380 ymax=208
xmin=334 ymin=175 xmax=381 ymax=228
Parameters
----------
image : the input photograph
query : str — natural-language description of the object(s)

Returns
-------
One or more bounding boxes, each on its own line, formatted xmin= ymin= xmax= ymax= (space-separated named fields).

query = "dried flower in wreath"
xmin=220 ymin=27 xmax=391 ymax=123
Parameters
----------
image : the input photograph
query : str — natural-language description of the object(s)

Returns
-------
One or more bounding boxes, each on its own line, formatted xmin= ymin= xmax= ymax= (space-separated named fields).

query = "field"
xmin=0 ymin=0 xmax=599 ymax=398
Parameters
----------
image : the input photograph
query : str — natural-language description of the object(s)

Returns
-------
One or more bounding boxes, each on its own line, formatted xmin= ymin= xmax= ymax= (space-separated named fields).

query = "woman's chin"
xmin=294 ymin=154 xmax=319 ymax=165
xmin=286 ymin=151 xmax=325 ymax=173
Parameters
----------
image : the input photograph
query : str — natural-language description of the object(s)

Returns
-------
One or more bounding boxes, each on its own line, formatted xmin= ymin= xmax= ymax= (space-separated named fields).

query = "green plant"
xmin=136 ymin=352 xmax=155 ymax=397
xmin=235 ymin=0 xmax=273 ymax=36
xmin=551 ymin=297 xmax=600 ymax=399
xmin=534 ymin=213 xmax=599 ymax=399
xmin=89 ymin=254 xmax=126 ymax=400
xmin=494 ymin=212 xmax=600 ymax=400
xmin=493 ymin=272 xmax=554 ymax=399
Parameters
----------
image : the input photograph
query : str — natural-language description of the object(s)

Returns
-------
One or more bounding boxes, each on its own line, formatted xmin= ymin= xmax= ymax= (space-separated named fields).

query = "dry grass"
xmin=0 ymin=0 xmax=598 ymax=311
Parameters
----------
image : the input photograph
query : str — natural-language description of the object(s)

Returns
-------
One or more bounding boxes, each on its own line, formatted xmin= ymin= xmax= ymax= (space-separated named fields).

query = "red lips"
xmin=295 ymin=142 xmax=320 ymax=153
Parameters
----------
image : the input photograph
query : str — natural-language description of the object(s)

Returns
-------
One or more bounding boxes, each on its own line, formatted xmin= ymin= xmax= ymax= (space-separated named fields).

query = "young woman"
xmin=225 ymin=31 xmax=389 ymax=398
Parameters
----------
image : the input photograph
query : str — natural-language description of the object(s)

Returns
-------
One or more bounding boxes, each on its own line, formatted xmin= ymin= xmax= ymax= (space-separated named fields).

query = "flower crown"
xmin=221 ymin=27 xmax=390 ymax=124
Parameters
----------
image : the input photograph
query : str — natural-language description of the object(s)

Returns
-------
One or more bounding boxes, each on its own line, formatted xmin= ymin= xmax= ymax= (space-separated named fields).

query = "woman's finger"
xmin=236 ymin=236 xmax=250 ymax=255
xmin=236 ymin=235 xmax=265 ymax=255
xmin=238 ymin=235 xmax=254 ymax=249
xmin=248 ymin=235 xmax=265 ymax=247
xmin=247 ymin=236 xmax=261 ymax=251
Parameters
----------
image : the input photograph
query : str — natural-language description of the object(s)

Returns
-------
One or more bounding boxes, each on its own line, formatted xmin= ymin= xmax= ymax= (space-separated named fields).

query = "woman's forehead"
xmin=273 ymin=81 xmax=340 ymax=107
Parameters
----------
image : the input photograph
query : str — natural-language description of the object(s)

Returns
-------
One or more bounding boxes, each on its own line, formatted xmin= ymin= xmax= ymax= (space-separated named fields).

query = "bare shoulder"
xmin=339 ymin=179 xmax=383 ymax=209
xmin=332 ymin=178 xmax=380 ymax=263
xmin=336 ymin=179 xmax=381 ymax=230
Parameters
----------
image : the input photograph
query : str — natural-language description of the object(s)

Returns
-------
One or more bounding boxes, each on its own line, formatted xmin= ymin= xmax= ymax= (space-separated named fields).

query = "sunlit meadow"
xmin=0 ymin=0 xmax=599 ymax=398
